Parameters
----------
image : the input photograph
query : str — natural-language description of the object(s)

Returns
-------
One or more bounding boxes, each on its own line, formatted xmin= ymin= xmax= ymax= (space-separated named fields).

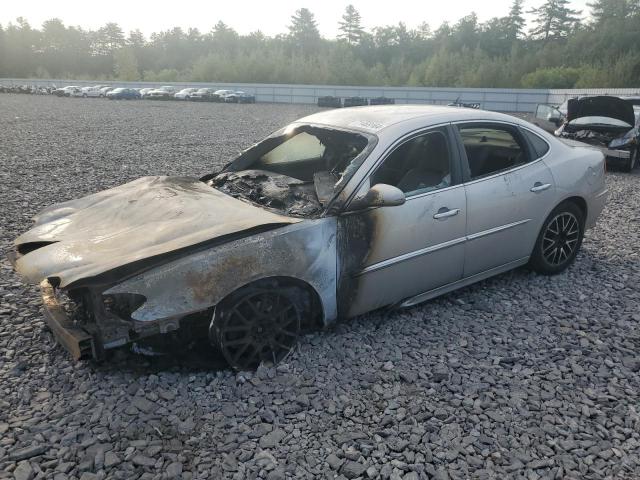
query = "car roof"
xmin=294 ymin=105 xmax=523 ymax=134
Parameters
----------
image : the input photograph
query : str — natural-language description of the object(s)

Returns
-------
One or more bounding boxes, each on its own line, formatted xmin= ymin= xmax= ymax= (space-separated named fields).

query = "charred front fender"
xmin=104 ymin=218 xmax=338 ymax=325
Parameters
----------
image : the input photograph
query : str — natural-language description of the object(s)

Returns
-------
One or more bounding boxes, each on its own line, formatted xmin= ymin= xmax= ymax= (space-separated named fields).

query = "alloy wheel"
xmin=213 ymin=291 xmax=301 ymax=370
xmin=542 ymin=212 xmax=580 ymax=266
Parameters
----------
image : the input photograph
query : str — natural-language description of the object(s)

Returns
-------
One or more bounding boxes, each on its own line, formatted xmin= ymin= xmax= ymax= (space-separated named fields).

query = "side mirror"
xmin=348 ymin=184 xmax=406 ymax=211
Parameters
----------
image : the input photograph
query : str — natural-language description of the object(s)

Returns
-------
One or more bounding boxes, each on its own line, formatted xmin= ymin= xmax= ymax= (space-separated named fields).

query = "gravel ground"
xmin=1 ymin=94 xmax=639 ymax=480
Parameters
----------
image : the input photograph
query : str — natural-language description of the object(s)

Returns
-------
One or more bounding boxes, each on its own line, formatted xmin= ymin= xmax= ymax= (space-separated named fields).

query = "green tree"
xmin=588 ymin=0 xmax=635 ymax=23
xmin=288 ymin=8 xmax=321 ymax=54
xmin=338 ymin=5 xmax=365 ymax=45
xmin=529 ymin=0 xmax=582 ymax=41
xmin=506 ymin=0 xmax=526 ymax=38
xmin=114 ymin=48 xmax=140 ymax=80
xmin=93 ymin=22 xmax=125 ymax=55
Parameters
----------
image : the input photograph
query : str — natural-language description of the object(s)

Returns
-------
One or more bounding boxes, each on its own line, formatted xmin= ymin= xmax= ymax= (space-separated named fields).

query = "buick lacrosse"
xmin=10 ymin=106 xmax=607 ymax=369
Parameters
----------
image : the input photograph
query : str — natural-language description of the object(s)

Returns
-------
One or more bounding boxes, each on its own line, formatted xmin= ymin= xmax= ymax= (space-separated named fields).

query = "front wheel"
xmin=529 ymin=202 xmax=585 ymax=275
xmin=210 ymin=288 xmax=301 ymax=370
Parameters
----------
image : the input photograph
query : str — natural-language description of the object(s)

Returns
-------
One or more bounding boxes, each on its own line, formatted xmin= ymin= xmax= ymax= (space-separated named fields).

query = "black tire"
xmin=210 ymin=286 xmax=302 ymax=370
xmin=530 ymin=201 xmax=585 ymax=275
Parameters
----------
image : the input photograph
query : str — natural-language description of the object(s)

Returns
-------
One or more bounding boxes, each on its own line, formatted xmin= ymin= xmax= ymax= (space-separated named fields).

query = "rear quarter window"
xmin=522 ymin=129 xmax=550 ymax=158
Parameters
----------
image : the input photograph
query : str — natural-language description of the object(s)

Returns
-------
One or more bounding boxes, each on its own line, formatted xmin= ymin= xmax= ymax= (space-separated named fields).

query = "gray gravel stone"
xmin=8 ymin=445 xmax=47 ymax=461
xmin=259 ymin=429 xmax=286 ymax=449
xmin=13 ymin=461 xmax=34 ymax=480
xmin=166 ymin=462 xmax=183 ymax=478
xmin=341 ymin=460 xmax=367 ymax=479
xmin=1 ymin=95 xmax=640 ymax=480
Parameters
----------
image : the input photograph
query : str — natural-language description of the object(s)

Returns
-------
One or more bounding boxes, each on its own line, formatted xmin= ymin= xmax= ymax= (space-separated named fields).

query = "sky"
xmin=1 ymin=0 xmax=591 ymax=38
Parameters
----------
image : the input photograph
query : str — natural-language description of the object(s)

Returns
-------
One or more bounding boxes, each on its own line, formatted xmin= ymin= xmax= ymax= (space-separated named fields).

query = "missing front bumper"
xmin=40 ymin=280 xmax=94 ymax=360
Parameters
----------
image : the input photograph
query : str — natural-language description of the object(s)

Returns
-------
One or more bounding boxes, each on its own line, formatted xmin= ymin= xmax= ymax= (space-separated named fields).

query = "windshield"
xmin=206 ymin=124 xmax=373 ymax=217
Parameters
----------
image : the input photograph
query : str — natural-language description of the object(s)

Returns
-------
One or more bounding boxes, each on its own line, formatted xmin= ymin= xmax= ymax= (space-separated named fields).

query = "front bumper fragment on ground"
xmin=40 ymin=279 xmax=94 ymax=360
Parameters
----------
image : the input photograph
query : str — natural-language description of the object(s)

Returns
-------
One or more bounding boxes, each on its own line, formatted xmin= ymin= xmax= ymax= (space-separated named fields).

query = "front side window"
xmin=458 ymin=125 xmax=528 ymax=180
xmin=371 ymin=129 xmax=452 ymax=196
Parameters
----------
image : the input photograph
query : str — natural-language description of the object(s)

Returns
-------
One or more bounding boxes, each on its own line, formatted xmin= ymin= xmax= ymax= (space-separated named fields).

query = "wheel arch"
xmin=561 ymin=195 xmax=588 ymax=220
xmin=215 ymin=275 xmax=325 ymax=331
xmin=531 ymin=195 xmax=588 ymax=258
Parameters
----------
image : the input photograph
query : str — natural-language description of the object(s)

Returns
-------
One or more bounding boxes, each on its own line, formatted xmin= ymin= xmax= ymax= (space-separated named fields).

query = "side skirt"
xmin=398 ymin=257 xmax=530 ymax=309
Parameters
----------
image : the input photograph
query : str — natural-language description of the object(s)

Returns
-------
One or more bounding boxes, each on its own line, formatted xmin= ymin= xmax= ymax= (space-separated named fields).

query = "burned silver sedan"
xmin=10 ymin=106 xmax=608 ymax=369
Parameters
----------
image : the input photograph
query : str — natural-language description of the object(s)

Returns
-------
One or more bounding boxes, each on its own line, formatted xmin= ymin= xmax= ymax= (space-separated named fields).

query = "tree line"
xmin=1 ymin=0 xmax=639 ymax=88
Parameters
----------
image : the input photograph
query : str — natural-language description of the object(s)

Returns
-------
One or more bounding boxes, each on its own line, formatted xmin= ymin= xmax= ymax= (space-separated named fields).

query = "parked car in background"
xmin=529 ymin=103 xmax=566 ymax=133
xmin=80 ymin=86 xmax=108 ymax=98
xmin=68 ymin=87 xmax=84 ymax=98
xmin=10 ymin=106 xmax=607 ymax=369
xmin=188 ymin=88 xmax=220 ymax=102
xmin=214 ymin=89 xmax=236 ymax=102
xmin=553 ymin=96 xmax=640 ymax=171
xmin=224 ymin=91 xmax=256 ymax=103
xmin=98 ymin=86 xmax=115 ymax=97
xmin=106 ymin=88 xmax=141 ymax=100
xmin=174 ymin=88 xmax=199 ymax=100
xmin=53 ymin=86 xmax=81 ymax=97
xmin=317 ymin=96 xmax=342 ymax=108
xmin=139 ymin=88 xmax=155 ymax=99
xmin=146 ymin=86 xmax=178 ymax=100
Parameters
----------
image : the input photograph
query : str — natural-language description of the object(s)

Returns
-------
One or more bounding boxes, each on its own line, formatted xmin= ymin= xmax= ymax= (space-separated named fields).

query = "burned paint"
xmin=105 ymin=218 xmax=338 ymax=325
xmin=13 ymin=176 xmax=301 ymax=288
xmin=335 ymin=211 xmax=377 ymax=319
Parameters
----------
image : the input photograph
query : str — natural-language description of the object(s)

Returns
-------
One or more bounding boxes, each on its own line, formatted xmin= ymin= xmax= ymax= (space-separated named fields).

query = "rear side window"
xmin=457 ymin=124 xmax=529 ymax=180
xmin=522 ymin=129 xmax=550 ymax=158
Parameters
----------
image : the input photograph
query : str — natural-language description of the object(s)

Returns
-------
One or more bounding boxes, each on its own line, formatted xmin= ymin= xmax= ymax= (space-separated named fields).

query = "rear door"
xmin=454 ymin=122 xmax=557 ymax=277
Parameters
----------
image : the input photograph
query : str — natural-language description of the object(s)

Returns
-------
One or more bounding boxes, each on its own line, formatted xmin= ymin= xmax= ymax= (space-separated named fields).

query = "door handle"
xmin=433 ymin=208 xmax=460 ymax=220
xmin=530 ymin=182 xmax=551 ymax=193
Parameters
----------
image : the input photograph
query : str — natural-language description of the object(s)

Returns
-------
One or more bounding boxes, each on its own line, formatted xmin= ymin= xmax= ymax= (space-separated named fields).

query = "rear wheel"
xmin=530 ymin=202 xmax=585 ymax=275
xmin=211 ymin=288 xmax=301 ymax=370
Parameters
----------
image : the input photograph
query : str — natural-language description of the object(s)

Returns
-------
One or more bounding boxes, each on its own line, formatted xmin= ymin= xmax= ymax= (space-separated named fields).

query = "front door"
xmin=338 ymin=126 xmax=467 ymax=317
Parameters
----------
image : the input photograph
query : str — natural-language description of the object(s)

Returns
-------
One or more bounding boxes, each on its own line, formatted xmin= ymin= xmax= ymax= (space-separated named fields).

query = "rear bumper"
xmin=40 ymin=280 xmax=95 ymax=360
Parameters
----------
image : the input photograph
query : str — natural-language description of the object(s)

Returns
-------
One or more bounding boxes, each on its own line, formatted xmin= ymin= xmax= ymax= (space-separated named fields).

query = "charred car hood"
xmin=567 ymin=96 xmax=635 ymax=126
xmin=13 ymin=176 xmax=299 ymax=288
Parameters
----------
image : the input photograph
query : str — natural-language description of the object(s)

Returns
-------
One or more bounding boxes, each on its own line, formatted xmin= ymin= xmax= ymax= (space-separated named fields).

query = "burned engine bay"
xmin=204 ymin=125 xmax=373 ymax=217
xmin=559 ymin=128 xmax=621 ymax=147
xmin=209 ymin=170 xmax=331 ymax=217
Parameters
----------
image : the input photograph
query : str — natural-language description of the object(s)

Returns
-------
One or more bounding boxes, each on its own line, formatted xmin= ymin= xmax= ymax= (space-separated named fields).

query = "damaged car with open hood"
xmin=552 ymin=95 xmax=639 ymax=172
xmin=10 ymin=106 xmax=607 ymax=370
